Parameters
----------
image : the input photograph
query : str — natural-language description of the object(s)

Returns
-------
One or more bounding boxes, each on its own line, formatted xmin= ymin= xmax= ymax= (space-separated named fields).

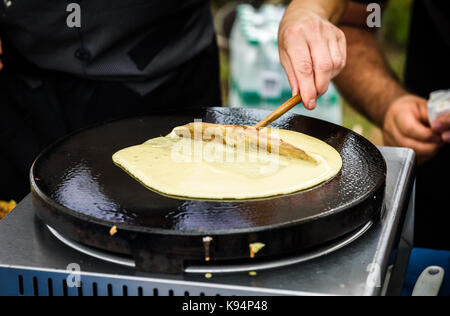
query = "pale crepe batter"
xmin=113 ymin=127 xmax=342 ymax=200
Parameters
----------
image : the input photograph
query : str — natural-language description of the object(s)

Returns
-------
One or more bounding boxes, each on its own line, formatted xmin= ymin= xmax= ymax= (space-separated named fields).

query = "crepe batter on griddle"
xmin=113 ymin=127 xmax=342 ymax=200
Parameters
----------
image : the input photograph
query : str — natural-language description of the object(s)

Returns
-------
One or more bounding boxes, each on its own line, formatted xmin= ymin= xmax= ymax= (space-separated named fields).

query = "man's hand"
xmin=279 ymin=5 xmax=347 ymax=110
xmin=431 ymin=114 xmax=450 ymax=144
xmin=383 ymin=95 xmax=442 ymax=164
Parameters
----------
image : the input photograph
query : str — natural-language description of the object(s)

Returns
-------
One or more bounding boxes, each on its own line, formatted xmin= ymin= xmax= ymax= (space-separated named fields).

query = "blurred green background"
xmin=211 ymin=0 xmax=413 ymax=145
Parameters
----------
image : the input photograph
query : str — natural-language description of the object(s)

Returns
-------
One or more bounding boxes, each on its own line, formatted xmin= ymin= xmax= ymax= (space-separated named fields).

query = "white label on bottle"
xmin=260 ymin=71 xmax=282 ymax=98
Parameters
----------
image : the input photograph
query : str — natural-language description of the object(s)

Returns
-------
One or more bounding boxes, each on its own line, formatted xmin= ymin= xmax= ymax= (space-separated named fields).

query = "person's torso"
xmin=0 ymin=0 xmax=214 ymax=81
xmin=404 ymin=0 xmax=450 ymax=201
xmin=405 ymin=0 xmax=450 ymax=98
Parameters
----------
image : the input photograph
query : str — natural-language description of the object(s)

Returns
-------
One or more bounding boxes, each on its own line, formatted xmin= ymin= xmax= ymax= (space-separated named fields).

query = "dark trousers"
xmin=414 ymin=148 xmax=450 ymax=251
xmin=0 ymin=42 xmax=221 ymax=202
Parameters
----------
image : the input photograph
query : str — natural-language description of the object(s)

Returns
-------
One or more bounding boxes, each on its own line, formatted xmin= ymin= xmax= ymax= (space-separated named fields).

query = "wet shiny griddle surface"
xmin=31 ymin=108 xmax=386 ymax=273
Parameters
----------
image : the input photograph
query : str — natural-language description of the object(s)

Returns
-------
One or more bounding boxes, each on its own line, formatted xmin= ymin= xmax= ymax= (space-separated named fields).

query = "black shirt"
xmin=352 ymin=0 xmax=450 ymax=97
xmin=404 ymin=0 xmax=450 ymax=98
xmin=352 ymin=0 xmax=450 ymax=250
xmin=0 ymin=0 xmax=215 ymax=94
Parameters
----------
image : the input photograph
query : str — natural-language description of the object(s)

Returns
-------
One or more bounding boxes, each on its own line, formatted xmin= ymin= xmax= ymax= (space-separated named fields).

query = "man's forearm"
xmin=289 ymin=0 xmax=348 ymax=23
xmin=334 ymin=26 xmax=408 ymax=126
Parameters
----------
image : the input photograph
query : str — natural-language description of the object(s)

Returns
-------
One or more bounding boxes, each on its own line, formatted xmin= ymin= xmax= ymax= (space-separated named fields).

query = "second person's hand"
xmin=279 ymin=3 xmax=347 ymax=110
xmin=431 ymin=113 xmax=450 ymax=143
xmin=383 ymin=95 xmax=442 ymax=164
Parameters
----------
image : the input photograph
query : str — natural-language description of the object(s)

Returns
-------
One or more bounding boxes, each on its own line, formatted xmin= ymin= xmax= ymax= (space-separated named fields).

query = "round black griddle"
xmin=31 ymin=107 xmax=386 ymax=274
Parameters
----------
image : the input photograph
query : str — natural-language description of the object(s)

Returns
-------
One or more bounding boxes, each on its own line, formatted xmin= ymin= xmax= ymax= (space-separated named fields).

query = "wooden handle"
xmin=255 ymin=95 xmax=302 ymax=129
